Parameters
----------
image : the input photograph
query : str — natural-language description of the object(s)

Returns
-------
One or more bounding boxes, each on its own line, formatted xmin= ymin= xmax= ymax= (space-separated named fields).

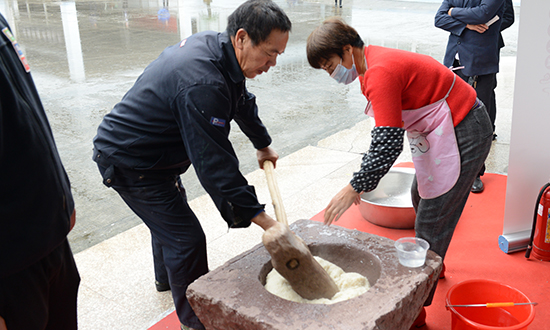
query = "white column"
xmin=60 ymin=1 xmax=85 ymax=83
xmin=177 ymin=0 xmax=196 ymax=40
xmin=499 ymin=0 xmax=550 ymax=253
xmin=0 ymin=0 xmax=18 ymax=33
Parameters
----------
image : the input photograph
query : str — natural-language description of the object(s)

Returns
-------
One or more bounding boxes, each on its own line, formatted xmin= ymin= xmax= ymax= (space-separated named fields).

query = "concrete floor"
xmin=0 ymin=0 xmax=518 ymax=329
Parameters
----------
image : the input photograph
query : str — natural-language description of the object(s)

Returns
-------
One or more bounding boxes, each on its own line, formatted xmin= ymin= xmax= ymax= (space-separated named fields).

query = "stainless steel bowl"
xmin=359 ymin=167 xmax=416 ymax=229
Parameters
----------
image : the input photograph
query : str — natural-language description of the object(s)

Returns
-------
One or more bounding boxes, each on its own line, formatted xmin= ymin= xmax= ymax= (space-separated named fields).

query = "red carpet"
xmin=310 ymin=172 xmax=550 ymax=329
xmin=150 ymin=169 xmax=550 ymax=330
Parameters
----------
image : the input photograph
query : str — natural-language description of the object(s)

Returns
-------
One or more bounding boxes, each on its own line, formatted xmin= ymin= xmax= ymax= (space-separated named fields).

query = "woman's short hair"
xmin=307 ymin=17 xmax=364 ymax=69
xmin=227 ymin=0 xmax=292 ymax=46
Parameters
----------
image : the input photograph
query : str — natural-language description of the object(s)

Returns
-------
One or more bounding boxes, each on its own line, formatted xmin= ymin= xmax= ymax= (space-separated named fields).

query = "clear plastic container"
xmin=395 ymin=237 xmax=430 ymax=268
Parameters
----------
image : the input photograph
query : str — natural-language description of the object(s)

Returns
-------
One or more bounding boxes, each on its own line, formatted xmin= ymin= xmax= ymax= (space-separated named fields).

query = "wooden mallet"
xmin=261 ymin=160 xmax=339 ymax=300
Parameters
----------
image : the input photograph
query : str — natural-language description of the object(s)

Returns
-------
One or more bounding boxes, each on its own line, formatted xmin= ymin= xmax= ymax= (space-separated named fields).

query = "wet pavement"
xmin=0 ymin=0 xmax=518 ymax=255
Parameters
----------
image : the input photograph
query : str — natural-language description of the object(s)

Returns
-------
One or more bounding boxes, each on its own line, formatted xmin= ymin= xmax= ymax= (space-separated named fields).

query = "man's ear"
xmin=234 ymin=28 xmax=248 ymax=50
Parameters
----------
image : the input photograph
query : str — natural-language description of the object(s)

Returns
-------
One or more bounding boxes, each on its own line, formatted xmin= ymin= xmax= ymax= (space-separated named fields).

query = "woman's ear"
xmin=343 ymin=44 xmax=353 ymax=55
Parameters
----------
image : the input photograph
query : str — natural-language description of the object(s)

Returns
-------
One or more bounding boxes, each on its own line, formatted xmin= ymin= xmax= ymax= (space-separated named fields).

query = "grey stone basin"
xmin=187 ymin=219 xmax=442 ymax=330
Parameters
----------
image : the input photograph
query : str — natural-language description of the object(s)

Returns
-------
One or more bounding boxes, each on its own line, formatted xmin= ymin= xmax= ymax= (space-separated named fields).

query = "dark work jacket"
xmin=435 ymin=0 xmax=505 ymax=76
xmin=0 ymin=15 xmax=74 ymax=277
xmin=93 ymin=31 xmax=271 ymax=229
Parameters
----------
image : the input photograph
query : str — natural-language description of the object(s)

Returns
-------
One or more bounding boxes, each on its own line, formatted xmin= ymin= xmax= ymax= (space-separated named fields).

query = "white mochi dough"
xmin=264 ymin=256 xmax=370 ymax=304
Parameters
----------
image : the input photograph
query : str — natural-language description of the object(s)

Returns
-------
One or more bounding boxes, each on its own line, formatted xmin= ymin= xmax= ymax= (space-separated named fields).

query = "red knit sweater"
xmin=358 ymin=46 xmax=477 ymax=127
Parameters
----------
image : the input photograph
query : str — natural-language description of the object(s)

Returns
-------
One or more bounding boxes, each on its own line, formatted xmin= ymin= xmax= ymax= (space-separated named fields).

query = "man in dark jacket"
xmin=435 ymin=0 xmax=505 ymax=193
xmin=92 ymin=0 xmax=291 ymax=329
xmin=0 ymin=13 xmax=80 ymax=330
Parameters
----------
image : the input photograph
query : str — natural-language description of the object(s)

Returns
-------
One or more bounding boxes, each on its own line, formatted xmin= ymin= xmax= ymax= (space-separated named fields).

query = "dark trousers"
xmin=412 ymin=104 xmax=493 ymax=305
xmin=0 ymin=239 xmax=80 ymax=330
xmin=153 ymin=235 xmax=169 ymax=284
xmin=453 ymin=59 xmax=498 ymax=132
xmin=99 ymin=165 xmax=208 ymax=329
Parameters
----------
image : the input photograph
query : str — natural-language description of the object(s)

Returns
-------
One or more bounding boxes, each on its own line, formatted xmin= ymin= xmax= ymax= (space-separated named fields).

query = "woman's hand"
xmin=257 ymin=146 xmax=279 ymax=169
xmin=324 ymin=184 xmax=361 ymax=226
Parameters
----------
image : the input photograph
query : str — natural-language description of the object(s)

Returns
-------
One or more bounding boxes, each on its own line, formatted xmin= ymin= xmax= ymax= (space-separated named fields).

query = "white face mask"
xmin=330 ymin=54 xmax=358 ymax=85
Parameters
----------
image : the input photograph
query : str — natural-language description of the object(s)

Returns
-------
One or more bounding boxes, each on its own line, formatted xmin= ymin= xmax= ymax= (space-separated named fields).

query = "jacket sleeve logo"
xmin=210 ymin=117 xmax=226 ymax=127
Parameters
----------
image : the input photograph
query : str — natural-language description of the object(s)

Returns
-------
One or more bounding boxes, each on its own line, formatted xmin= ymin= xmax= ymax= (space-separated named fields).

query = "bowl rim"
xmin=360 ymin=167 xmax=416 ymax=208
xmin=360 ymin=199 xmax=413 ymax=208
xmin=394 ymin=237 xmax=430 ymax=251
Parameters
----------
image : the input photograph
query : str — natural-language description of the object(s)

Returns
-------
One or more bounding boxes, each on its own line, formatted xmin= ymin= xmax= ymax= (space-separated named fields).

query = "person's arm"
xmin=324 ymin=126 xmax=404 ymax=225
xmin=251 ymin=210 xmax=278 ymax=231
xmin=233 ymin=89 xmax=279 ymax=168
xmin=175 ymin=84 xmax=265 ymax=228
xmin=0 ymin=315 xmax=7 ymax=330
xmin=257 ymin=146 xmax=279 ymax=169
xmin=349 ymin=126 xmax=404 ymax=193
xmin=500 ymin=0 xmax=514 ymax=32
xmin=233 ymin=89 xmax=271 ymax=148
xmin=450 ymin=0 xmax=505 ymax=25
xmin=435 ymin=0 xmax=467 ymax=36
xmin=324 ymin=63 xmax=405 ymax=225
xmin=323 ymin=183 xmax=361 ymax=225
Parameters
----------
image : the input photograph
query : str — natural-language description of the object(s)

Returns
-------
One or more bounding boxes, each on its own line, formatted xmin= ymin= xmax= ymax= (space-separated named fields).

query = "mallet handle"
xmin=263 ymin=160 xmax=288 ymax=226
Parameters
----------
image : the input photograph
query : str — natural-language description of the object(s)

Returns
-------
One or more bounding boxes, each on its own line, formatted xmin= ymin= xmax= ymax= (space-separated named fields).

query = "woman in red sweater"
xmin=307 ymin=18 xmax=492 ymax=328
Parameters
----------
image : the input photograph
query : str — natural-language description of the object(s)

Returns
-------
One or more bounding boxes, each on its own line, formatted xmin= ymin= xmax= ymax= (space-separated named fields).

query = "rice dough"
xmin=264 ymin=256 xmax=370 ymax=304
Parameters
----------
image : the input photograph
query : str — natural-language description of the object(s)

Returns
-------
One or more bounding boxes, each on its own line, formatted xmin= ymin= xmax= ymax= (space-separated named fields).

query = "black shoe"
xmin=471 ymin=176 xmax=484 ymax=193
xmin=492 ymin=133 xmax=497 ymax=141
xmin=155 ymin=280 xmax=170 ymax=292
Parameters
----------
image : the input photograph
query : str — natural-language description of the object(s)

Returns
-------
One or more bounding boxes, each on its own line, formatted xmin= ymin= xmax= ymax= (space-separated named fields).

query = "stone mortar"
xmin=187 ymin=219 xmax=442 ymax=330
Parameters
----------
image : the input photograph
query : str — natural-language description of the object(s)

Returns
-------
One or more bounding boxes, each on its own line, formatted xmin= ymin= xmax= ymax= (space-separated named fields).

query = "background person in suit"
xmin=435 ymin=0 xmax=505 ymax=193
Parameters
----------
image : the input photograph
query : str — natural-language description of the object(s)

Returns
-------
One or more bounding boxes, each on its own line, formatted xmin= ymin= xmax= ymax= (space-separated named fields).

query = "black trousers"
xmin=99 ymin=165 xmax=208 ymax=329
xmin=0 ymin=239 xmax=80 ymax=330
xmin=453 ymin=59 xmax=497 ymax=132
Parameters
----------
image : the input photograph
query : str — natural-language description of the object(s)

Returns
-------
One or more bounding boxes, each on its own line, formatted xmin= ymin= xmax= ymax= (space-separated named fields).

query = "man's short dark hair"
xmin=227 ymin=0 xmax=292 ymax=45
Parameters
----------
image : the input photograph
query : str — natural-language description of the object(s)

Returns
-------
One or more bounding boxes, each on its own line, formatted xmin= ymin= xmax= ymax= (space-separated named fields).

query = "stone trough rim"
xmin=187 ymin=219 xmax=442 ymax=330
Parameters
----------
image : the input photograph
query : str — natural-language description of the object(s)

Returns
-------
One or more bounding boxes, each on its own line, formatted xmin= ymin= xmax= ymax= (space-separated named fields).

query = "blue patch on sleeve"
xmin=210 ymin=117 xmax=226 ymax=127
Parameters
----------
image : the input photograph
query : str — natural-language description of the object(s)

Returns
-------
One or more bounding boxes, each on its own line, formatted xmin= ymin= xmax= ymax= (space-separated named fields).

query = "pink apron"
xmin=366 ymin=75 xmax=460 ymax=199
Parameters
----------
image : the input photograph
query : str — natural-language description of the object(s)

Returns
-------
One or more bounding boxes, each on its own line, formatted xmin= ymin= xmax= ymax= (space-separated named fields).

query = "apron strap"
xmin=443 ymin=74 xmax=456 ymax=100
